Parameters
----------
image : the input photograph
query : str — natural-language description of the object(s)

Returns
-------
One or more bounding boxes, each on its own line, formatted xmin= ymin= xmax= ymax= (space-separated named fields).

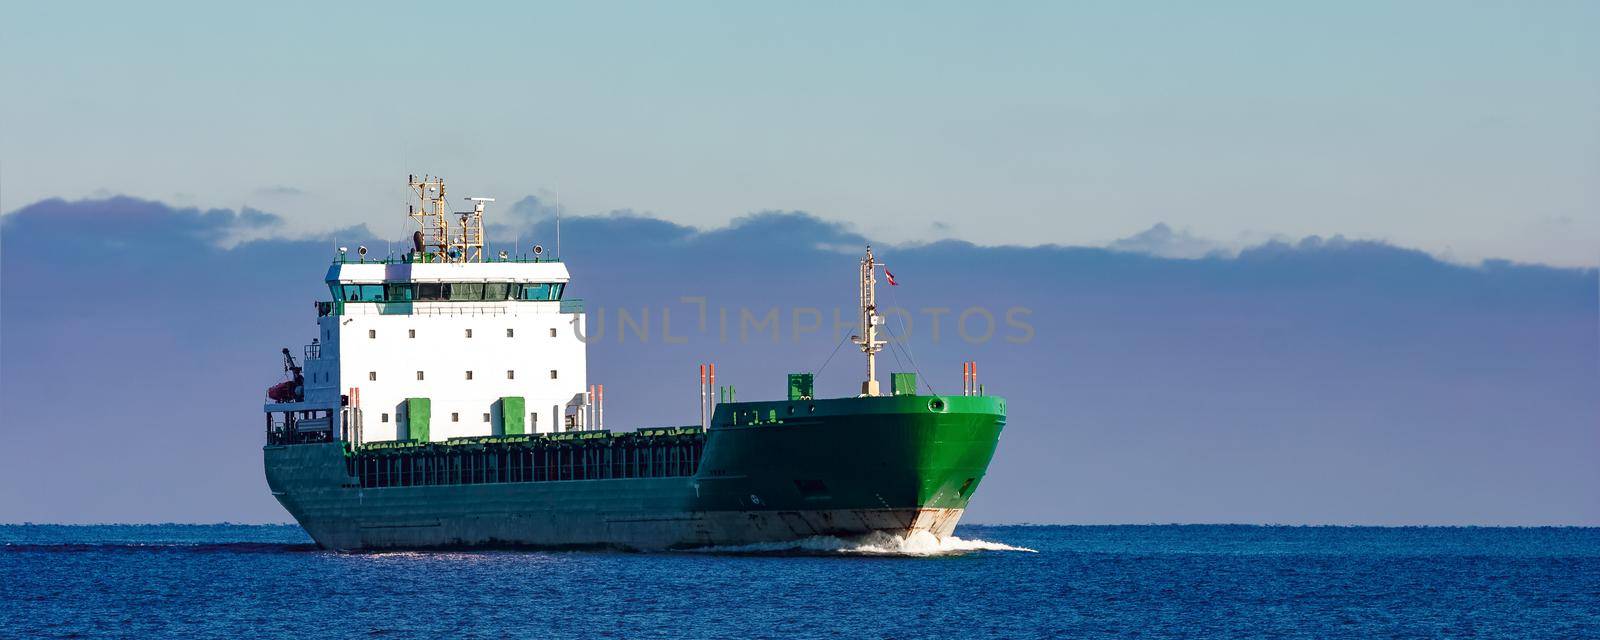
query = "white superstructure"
xmin=263 ymin=176 xmax=592 ymax=445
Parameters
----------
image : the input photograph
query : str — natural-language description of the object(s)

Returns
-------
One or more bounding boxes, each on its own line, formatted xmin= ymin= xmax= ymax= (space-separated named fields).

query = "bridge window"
xmin=518 ymin=284 xmax=550 ymax=300
xmin=517 ymin=283 xmax=565 ymax=301
xmin=338 ymin=284 xmax=387 ymax=302
xmin=334 ymin=282 xmax=553 ymax=302
xmin=384 ymin=283 xmax=415 ymax=301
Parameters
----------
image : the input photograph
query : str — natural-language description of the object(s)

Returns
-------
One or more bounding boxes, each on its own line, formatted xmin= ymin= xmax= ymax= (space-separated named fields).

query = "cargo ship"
xmin=262 ymin=176 xmax=1005 ymax=550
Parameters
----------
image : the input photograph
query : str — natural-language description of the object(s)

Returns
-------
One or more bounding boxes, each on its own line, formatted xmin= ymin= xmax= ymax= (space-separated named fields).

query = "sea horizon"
xmin=6 ymin=523 xmax=1595 ymax=636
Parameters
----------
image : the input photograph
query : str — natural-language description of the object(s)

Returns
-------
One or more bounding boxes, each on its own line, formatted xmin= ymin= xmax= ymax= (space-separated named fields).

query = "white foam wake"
xmin=694 ymin=530 xmax=1036 ymax=556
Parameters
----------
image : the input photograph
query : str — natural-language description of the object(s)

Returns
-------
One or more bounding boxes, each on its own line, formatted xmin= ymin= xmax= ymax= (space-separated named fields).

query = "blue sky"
xmin=2 ymin=2 xmax=1596 ymax=264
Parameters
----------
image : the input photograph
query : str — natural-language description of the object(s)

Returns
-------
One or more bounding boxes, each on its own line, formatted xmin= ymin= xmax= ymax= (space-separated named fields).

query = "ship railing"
xmin=315 ymin=299 xmax=578 ymax=317
xmin=331 ymin=255 xmax=564 ymax=265
xmin=266 ymin=421 xmax=335 ymax=445
xmin=266 ymin=407 xmax=343 ymax=445
xmin=406 ymin=304 xmax=509 ymax=317
xmin=345 ymin=429 xmax=707 ymax=488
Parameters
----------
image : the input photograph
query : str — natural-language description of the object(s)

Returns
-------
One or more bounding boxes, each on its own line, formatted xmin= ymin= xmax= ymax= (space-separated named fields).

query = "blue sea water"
xmin=2 ymin=524 xmax=1596 ymax=638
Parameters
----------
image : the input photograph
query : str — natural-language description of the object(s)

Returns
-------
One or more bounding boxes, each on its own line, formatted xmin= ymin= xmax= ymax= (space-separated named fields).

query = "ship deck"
xmin=347 ymin=427 xmax=706 ymax=489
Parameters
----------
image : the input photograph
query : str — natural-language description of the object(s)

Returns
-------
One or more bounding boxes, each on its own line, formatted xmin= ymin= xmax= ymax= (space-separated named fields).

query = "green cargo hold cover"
xmin=788 ymin=373 xmax=814 ymax=401
xmin=406 ymin=397 xmax=431 ymax=442
xmin=500 ymin=396 xmax=526 ymax=435
xmin=891 ymin=372 xmax=918 ymax=396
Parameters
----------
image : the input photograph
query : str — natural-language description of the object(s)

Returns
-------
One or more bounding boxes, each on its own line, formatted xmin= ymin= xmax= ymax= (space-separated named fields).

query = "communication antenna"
xmin=408 ymin=175 xmax=450 ymax=259
xmin=405 ymin=176 xmax=493 ymax=263
xmin=852 ymin=246 xmax=886 ymax=396
xmin=555 ymin=188 xmax=561 ymax=260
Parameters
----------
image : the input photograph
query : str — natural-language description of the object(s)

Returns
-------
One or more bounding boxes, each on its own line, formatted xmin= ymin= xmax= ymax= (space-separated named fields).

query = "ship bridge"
xmin=322 ymin=259 xmax=575 ymax=308
xmin=264 ymin=176 xmax=592 ymax=448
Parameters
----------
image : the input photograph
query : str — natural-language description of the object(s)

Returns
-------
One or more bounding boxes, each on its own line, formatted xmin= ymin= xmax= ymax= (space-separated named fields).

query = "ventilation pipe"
xmin=697 ymin=363 xmax=720 ymax=429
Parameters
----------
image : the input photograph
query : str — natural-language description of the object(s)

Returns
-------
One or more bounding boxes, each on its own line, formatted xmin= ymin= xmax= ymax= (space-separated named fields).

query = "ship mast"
xmin=852 ymin=246 xmax=887 ymax=396
xmin=407 ymin=175 xmax=492 ymax=263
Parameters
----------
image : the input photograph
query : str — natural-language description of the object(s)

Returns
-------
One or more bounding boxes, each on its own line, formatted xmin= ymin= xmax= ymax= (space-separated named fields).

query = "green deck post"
xmin=891 ymin=372 xmax=918 ymax=396
xmin=501 ymin=396 xmax=526 ymax=435
xmin=405 ymin=397 xmax=431 ymax=442
xmin=787 ymin=373 xmax=814 ymax=401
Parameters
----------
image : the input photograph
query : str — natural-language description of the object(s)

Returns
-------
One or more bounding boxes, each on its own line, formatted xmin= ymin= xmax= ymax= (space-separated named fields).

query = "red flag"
xmin=885 ymin=269 xmax=898 ymax=286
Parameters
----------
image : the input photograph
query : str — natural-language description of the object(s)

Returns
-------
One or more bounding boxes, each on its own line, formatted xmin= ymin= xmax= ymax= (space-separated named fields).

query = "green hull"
xmin=265 ymin=395 xmax=1004 ymax=550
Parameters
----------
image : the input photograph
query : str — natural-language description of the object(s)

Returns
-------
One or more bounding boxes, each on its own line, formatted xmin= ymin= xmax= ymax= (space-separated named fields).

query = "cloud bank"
xmin=2 ymin=196 xmax=1596 ymax=525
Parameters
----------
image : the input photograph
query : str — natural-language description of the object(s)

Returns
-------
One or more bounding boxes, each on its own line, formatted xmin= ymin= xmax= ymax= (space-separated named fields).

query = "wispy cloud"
xmin=252 ymin=185 xmax=305 ymax=197
xmin=1108 ymin=223 xmax=1229 ymax=260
